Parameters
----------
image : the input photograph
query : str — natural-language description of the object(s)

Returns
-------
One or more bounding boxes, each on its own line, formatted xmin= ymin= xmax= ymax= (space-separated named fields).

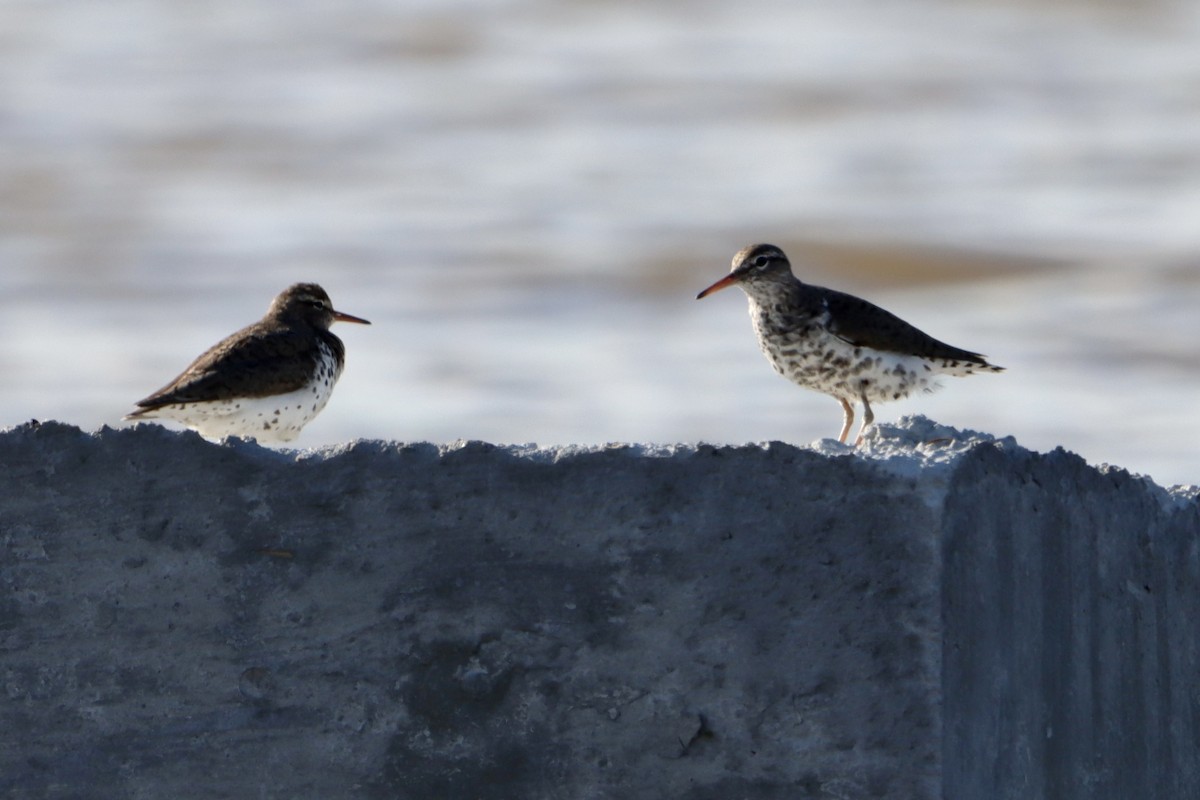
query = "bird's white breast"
xmin=135 ymin=344 xmax=344 ymax=444
xmin=749 ymin=299 xmax=940 ymax=405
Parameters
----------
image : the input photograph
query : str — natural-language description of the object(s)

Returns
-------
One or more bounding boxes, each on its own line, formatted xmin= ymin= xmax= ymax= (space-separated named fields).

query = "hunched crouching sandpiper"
xmin=125 ymin=283 xmax=370 ymax=443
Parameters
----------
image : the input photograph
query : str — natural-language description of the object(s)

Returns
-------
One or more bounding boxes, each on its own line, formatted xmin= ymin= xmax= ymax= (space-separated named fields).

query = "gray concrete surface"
xmin=0 ymin=418 xmax=1195 ymax=799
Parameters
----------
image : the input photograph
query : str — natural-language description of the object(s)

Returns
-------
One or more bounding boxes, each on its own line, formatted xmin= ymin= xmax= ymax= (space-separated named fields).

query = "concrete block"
xmin=0 ymin=419 xmax=1195 ymax=799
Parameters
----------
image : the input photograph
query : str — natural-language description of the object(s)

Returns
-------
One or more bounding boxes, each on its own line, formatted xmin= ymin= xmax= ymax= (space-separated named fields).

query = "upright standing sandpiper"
xmin=697 ymin=244 xmax=1002 ymax=444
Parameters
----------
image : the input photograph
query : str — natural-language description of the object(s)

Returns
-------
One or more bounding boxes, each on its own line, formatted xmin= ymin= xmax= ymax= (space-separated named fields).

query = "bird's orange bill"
xmin=696 ymin=273 xmax=740 ymax=300
xmin=332 ymin=310 xmax=371 ymax=325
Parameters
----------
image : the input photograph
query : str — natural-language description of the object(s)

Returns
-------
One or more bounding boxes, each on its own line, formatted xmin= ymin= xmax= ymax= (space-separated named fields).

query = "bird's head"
xmin=272 ymin=283 xmax=371 ymax=329
xmin=696 ymin=244 xmax=795 ymax=300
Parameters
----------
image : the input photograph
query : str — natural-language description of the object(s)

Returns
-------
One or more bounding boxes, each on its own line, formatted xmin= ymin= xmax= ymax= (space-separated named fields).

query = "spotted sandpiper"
xmin=697 ymin=243 xmax=1002 ymax=444
xmin=124 ymin=283 xmax=370 ymax=443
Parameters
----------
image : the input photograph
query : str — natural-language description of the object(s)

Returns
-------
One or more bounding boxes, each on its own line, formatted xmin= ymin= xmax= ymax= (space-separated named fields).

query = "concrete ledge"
xmin=0 ymin=419 xmax=1196 ymax=799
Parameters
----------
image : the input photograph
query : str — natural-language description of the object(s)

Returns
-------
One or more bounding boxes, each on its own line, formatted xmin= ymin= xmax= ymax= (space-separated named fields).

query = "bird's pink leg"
xmin=838 ymin=399 xmax=854 ymax=444
xmin=854 ymin=398 xmax=875 ymax=446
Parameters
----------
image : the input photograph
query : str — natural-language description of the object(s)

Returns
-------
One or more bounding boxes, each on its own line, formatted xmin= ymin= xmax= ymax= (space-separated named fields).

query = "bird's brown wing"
xmin=821 ymin=288 xmax=992 ymax=364
xmin=130 ymin=325 xmax=319 ymax=411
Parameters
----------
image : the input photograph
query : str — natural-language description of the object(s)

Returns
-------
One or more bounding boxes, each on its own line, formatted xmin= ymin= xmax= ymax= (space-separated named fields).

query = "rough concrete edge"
xmin=3 ymin=416 xmax=1195 ymax=506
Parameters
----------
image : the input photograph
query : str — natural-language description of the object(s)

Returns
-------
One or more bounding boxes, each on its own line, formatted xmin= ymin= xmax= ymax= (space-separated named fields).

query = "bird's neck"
xmin=744 ymin=279 xmax=820 ymax=336
xmin=317 ymin=328 xmax=346 ymax=363
xmin=741 ymin=276 xmax=804 ymax=310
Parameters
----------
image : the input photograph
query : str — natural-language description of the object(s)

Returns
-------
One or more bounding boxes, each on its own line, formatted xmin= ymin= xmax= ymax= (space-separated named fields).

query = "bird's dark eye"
xmin=752 ymin=256 xmax=769 ymax=268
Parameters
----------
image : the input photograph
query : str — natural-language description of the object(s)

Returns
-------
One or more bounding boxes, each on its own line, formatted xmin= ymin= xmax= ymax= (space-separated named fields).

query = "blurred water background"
xmin=1 ymin=0 xmax=1198 ymax=487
